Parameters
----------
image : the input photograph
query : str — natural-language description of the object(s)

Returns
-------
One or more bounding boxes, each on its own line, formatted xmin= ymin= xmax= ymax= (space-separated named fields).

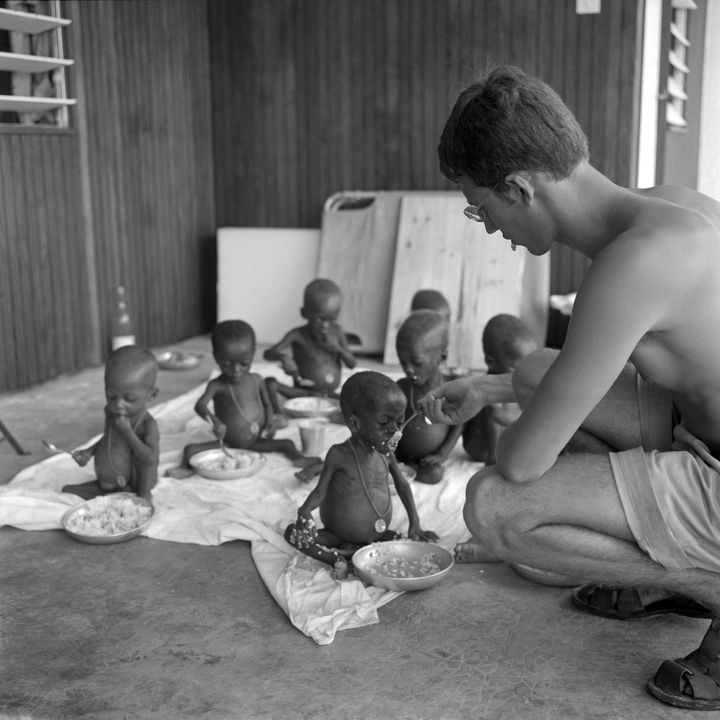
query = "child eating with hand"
xmin=165 ymin=320 xmax=319 ymax=478
xmin=462 ymin=314 xmax=539 ymax=465
xmin=395 ymin=310 xmax=464 ymax=484
xmin=264 ymin=278 xmax=357 ymax=403
xmin=62 ymin=345 xmax=160 ymax=501
xmin=284 ymin=371 xmax=438 ymax=579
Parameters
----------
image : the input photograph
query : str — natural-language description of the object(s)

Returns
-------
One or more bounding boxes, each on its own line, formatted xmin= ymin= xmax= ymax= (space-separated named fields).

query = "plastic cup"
xmin=298 ymin=419 xmax=328 ymax=456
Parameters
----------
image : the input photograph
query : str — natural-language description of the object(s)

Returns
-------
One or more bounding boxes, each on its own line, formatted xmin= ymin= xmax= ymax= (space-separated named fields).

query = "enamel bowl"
xmin=352 ymin=540 xmax=454 ymax=591
xmin=62 ymin=493 xmax=154 ymax=545
xmin=189 ymin=448 xmax=266 ymax=480
xmin=509 ymin=562 xmax=581 ymax=587
xmin=156 ymin=350 xmax=203 ymax=370
xmin=283 ymin=396 xmax=340 ymax=419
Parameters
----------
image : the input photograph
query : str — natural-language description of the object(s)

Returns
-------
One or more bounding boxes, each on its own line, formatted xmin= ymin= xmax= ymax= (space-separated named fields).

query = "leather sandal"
xmin=571 ymin=584 xmax=712 ymax=621
xmin=648 ymin=619 xmax=720 ymax=709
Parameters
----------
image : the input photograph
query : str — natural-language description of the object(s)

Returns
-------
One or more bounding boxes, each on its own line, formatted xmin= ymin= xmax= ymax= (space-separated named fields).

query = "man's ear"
xmin=504 ymin=172 xmax=535 ymax=205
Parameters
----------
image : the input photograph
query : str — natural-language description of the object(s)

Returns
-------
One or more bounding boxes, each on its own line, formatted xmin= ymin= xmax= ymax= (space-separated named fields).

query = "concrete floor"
xmin=0 ymin=336 xmax=712 ymax=720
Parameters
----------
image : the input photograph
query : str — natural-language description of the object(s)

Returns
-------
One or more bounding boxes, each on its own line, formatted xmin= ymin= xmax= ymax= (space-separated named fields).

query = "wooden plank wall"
xmin=209 ymin=0 xmax=643 ymax=296
xmin=0 ymin=0 xmax=216 ymax=392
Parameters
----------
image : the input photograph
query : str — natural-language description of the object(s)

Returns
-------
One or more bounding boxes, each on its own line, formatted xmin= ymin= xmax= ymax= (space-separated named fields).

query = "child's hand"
xmin=212 ymin=419 xmax=227 ymax=441
xmin=419 ymin=453 xmax=445 ymax=466
xmin=71 ymin=448 xmax=93 ymax=467
xmin=280 ymin=357 xmax=300 ymax=378
xmin=408 ymin=525 xmax=439 ymax=543
xmin=264 ymin=414 xmax=285 ymax=438
xmin=290 ymin=513 xmax=318 ymax=547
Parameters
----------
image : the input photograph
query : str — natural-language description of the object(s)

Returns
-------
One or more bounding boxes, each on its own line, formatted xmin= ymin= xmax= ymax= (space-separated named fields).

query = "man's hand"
xmin=418 ymin=376 xmax=485 ymax=425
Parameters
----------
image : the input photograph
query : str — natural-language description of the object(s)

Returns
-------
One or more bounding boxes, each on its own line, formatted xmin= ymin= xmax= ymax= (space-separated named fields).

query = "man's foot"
xmin=164 ymin=467 xmax=195 ymax=479
xmin=571 ymin=585 xmax=713 ymax=621
xmin=453 ymin=540 xmax=500 ymax=563
xmin=648 ymin=619 xmax=720 ymax=709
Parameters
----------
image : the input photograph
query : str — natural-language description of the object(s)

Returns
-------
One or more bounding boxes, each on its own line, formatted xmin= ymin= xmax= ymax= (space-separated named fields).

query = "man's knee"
xmin=512 ymin=348 xmax=558 ymax=408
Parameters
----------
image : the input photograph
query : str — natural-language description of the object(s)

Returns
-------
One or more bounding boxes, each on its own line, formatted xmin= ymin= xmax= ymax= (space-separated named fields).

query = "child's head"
xmin=301 ymin=278 xmax=342 ymax=341
xmin=482 ymin=314 xmax=539 ymax=374
xmin=104 ymin=346 xmax=158 ymax=417
xmin=410 ymin=289 xmax=451 ymax=323
xmin=212 ymin=320 xmax=256 ymax=381
xmin=396 ymin=310 xmax=449 ymax=385
xmin=340 ymin=371 xmax=407 ymax=452
xmin=438 ymin=65 xmax=589 ymax=189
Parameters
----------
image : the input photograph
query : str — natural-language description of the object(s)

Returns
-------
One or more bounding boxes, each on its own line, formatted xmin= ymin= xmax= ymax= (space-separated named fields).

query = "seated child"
xmin=166 ymin=320 xmax=320 ymax=478
xmin=410 ymin=288 xmax=451 ymax=323
xmin=394 ymin=310 xmax=464 ymax=484
xmin=462 ymin=314 xmax=539 ymax=465
xmin=62 ymin=346 xmax=160 ymax=501
xmin=264 ymin=278 xmax=357 ymax=402
xmin=284 ymin=371 xmax=438 ymax=579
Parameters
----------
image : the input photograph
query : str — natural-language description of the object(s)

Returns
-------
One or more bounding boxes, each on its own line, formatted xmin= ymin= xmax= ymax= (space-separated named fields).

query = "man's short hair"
xmin=438 ymin=65 xmax=589 ymax=187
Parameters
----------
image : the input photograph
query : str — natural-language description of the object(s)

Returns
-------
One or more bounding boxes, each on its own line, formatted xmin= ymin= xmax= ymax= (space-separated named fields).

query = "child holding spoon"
xmin=165 ymin=320 xmax=319 ymax=478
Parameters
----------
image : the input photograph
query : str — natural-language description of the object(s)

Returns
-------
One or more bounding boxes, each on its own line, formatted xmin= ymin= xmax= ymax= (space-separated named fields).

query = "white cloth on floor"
xmin=0 ymin=364 xmax=479 ymax=644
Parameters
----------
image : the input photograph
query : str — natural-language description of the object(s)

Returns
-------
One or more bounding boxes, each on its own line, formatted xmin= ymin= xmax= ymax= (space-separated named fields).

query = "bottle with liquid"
xmin=111 ymin=284 xmax=136 ymax=351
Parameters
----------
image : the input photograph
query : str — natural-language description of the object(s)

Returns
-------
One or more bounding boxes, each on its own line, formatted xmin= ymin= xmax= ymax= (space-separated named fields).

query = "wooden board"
xmin=383 ymin=194 xmax=548 ymax=370
xmin=317 ymin=192 xmax=405 ymax=353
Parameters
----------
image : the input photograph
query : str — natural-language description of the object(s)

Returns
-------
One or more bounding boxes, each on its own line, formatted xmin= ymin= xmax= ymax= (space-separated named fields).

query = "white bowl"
xmin=62 ymin=493 xmax=154 ymax=545
xmin=155 ymin=350 xmax=203 ymax=370
xmin=189 ymin=448 xmax=266 ymax=480
xmin=352 ymin=540 xmax=454 ymax=591
xmin=283 ymin=396 xmax=340 ymax=419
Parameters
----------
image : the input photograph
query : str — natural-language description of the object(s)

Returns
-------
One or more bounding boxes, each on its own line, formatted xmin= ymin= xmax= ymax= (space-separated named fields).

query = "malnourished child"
xmin=285 ymin=371 xmax=438 ymax=579
xmin=395 ymin=310 xmax=464 ymax=484
xmin=166 ymin=320 xmax=319 ymax=478
xmin=62 ymin=345 xmax=160 ymax=501
xmin=264 ymin=278 xmax=357 ymax=402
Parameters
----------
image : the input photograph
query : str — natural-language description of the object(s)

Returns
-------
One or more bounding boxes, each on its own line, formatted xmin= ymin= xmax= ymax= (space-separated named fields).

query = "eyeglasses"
xmin=463 ymin=184 xmax=499 ymax=223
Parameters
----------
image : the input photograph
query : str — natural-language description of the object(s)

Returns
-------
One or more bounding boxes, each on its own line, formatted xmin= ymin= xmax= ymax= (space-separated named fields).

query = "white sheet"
xmin=0 ymin=364 xmax=479 ymax=644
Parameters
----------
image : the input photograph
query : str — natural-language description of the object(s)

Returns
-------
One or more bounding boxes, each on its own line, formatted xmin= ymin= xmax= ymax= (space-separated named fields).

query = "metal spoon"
xmin=42 ymin=440 xmax=74 ymax=456
xmin=217 ymin=436 xmax=235 ymax=460
xmin=399 ymin=411 xmax=432 ymax=433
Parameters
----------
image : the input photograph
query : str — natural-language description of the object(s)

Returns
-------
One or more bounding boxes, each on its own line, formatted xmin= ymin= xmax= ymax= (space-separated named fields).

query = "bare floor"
xmin=0 ymin=337 xmax=709 ymax=720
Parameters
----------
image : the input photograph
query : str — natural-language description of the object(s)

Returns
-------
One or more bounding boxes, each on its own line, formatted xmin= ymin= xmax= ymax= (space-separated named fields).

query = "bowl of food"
xmin=352 ymin=540 xmax=454 ymax=592
xmin=62 ymin=493 xmax=154 ymax=545
xmin=283 ymin=396 xmax=340 ymax=419
xmin=509 ymin=562 xmax=581 ymax=587
xmin=189 ymin=448 xmax=266 ymax=480
xmin=156 ymin=350 xmax=203 ymax=371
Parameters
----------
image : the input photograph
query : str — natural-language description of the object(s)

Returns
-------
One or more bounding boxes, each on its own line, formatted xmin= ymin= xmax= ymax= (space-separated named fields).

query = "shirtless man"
xmin=419 ymin=65 xmax=720 ymax=709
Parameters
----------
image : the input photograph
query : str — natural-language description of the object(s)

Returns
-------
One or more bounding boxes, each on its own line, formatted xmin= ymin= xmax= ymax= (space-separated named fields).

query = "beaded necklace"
xmin=226 ymin=378 xmax=262 ymax=435
xmin=349 ymin=440 xmax=391 ymax=533
xmin=107 ymin=410 xmax=146 ymax=487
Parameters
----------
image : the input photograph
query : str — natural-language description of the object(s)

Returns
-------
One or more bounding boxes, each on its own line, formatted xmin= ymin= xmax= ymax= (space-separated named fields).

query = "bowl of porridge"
xmin=189 ymin=448 xmax=266 ymax=480
xmin=283 ymin=396 xmax=340 ymax=419
xmin=62 ymin=494 xmax=154 ymax=545
xmin=352 ymin=540 xmax=454 ymax=591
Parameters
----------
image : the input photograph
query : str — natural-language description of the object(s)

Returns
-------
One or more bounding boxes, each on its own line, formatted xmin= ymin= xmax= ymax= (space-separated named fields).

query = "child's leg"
xmin=462 ymin=410 xmax=494 ymax=464
xmin=284 ymin=519 xmax=349 ymax=578
xmin=131 ymin=462 xmax=159 ymax=500
xmin=252 ymin=438 xmax=321 ymax=468
xmin=61 ymin=480 xmax=106 ymax=500
xmin=164 ymin=440 xmax=220 ymax=478
xmin=415 ymin=462 xmax=445 ymax=485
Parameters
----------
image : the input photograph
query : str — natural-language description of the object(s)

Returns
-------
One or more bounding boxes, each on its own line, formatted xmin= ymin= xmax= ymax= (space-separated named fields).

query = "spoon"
xmin=217 ymin=436 xmax=235 ymax=460
xmin=42 ymin=440 xmax=74 ymax=456
xmin=399 ymin=411 xmax=432 ymax=433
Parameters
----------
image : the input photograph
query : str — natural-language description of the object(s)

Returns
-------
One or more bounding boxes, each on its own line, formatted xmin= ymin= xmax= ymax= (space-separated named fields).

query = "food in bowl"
xmin=189 ymin=448 xmax=266 ymax=480
xmin=63 ymin=494 xmax=153 ymax=538
xmin=283 ymin=396 xmax=340 ymax=418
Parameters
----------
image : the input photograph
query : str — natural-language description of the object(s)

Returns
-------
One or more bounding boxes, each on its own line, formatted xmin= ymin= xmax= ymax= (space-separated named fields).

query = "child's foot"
xmin=164 ymin=467 xmax=195 ymax=479
xmin=331 ymin=559 xmax=349 ymax=580
xmin=453 ymin=540 xmax=499 ymax=563
xmin=292 ymin=455 xmax=322 ymax=469
xmin=294 ymin=460 xmax=323 ymax=483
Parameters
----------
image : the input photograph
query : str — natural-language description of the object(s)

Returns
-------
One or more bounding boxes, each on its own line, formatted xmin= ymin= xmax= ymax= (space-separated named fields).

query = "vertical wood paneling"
xmin=209 ymin=0 xmax=644 ymax=283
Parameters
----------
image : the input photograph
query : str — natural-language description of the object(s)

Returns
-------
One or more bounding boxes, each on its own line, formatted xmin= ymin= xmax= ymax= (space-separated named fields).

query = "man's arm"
xmin=497 ymin=236 xmax=674 ymax=482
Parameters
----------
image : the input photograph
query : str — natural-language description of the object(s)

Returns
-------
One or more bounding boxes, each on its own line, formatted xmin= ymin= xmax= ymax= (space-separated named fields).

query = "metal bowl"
xmin=189 ymin=448 xmax=266 ymax=480
xmin=509 ymin=562 xmax=581 ymax=587
xmin=283 ymin=396 xmax=340 ymax=419
xmin=156 ymin=350 xmax=203 ymax=370
xmin=352 ymin=540 xmax=454 ymax=592
xmin=62 ymin=493 xmax=154 ymax=545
